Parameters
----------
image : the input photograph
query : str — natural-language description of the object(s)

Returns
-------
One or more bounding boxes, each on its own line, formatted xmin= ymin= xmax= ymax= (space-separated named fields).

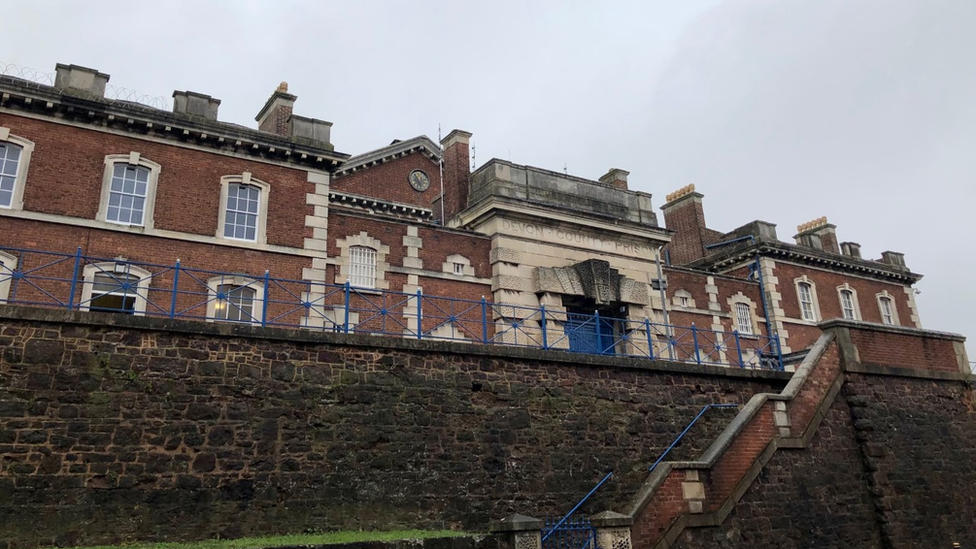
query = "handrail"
xmin=648 ymin=403 xmax=740 ymax=472
xmin=541 ymin=471 xmax=614 ymax=542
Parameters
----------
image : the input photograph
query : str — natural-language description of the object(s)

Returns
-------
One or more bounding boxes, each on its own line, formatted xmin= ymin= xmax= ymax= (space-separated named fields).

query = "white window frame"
xmin=80 ymin=262 xmax=152 ymax=315
xmin=836 ymin=283 xmax=861 ymax=321
xmin=217 ymin=173 xmax=270 ymax=245
xmin=205 ymin=275 xmax=265 ymax=323
xmin=876 ymin=291 xmax=900 ymax=326
xmin=793 ymin=276 xmax=821 ymax=323
xmin=335 ymin=232 xmax=390 ymax=291
xmin=442 ymin=253 xmax=474 ymax=277
xmin=0 ymin=250 xmax=18 ymax=303
xmin=349 ymin=245 xmax=377 ymax=289
xmin=97 ymin=153 xmax=162 ymax=229
xmin=727 ymin=292 xmax=759 ymax=336
xmin=0 ymin=127 xmax=35 ymax=211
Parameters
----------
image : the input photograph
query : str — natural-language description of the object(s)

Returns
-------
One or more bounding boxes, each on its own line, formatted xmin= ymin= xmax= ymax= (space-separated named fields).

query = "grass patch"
xmin=43 ymin=530 xmax=471 ymax=549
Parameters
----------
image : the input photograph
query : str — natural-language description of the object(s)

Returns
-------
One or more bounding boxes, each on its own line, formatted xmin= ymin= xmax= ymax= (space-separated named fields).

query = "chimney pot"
xmin=794 ymin=216 xmax=839 ymax=254
xmin=256 ymin=85 xmax=298 ymax=137
xmin=54 ymin=63 xmax=110 ymax=98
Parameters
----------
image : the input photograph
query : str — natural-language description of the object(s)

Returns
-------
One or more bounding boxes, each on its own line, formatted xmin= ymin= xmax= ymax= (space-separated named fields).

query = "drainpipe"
xmin=654 ymin=246 xmax=674 ymax=360
xmin=703 ymin=236 xmax=773 ymax=338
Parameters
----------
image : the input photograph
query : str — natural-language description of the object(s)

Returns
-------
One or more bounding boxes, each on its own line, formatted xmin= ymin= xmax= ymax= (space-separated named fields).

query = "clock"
xmin=408 ymin=169 xmax=430 ymax=192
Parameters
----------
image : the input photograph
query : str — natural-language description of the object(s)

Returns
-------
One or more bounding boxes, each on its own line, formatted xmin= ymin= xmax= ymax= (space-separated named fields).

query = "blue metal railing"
xmin=0 ymin=245 xmax=783 ymax=370
xmin=649 ymin=403 xmax=740 ymax=472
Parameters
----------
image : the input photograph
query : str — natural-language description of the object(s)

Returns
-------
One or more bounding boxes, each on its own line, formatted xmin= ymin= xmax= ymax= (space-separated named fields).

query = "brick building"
xmin=0 ymin=62 xmax=925 ymax=365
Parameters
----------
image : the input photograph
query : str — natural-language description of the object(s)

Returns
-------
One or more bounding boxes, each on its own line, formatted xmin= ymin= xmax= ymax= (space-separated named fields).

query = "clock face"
xmin=408 ymin=169 xmax=430 ymax=192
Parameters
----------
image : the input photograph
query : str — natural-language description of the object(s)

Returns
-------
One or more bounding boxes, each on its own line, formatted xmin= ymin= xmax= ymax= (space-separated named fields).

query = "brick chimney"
xmin=54 ymin=64 xmax=110 ymax=98
xmin=794 ymin=217 xmax=839 ymax=254
xmin=172 ymin=91 xmax=221 ymax=121
xmin=256 ymin=82 xmax=296 ymax=137
xmin=438 ymin=129 xmax=472 ymax=223
xmin=598 ymin=168 xmax=629 ymax=190
xmin=661 ymin=184 xmax=708 ymax=265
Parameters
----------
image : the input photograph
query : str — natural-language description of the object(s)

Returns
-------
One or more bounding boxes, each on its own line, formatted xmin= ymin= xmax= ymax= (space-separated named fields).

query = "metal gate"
xmin=542 ymin=515 xmax=598 ymax=549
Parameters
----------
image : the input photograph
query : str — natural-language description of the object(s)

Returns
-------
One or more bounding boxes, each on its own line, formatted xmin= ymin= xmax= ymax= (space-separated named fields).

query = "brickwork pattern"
xmin=332 ymin=154 xmax=443 ymax=210
xmin=0 ymin=312 xmax=783 ymax=548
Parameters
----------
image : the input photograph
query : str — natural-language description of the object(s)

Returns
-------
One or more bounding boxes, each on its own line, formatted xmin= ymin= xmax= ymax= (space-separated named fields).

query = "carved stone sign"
xmin=500 ymin=219 xmax=652 ymax=258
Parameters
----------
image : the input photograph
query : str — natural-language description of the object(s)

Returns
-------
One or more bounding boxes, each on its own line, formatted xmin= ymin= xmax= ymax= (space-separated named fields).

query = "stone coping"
xmin=0 ymin=305 xmax=792 ymax=381
xmin=818 ymin=318 xmax=967 ymax=342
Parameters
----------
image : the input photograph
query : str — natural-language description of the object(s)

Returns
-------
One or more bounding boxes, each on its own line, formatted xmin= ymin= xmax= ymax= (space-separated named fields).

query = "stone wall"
xmin=0 ymin=306 xmax=787 ymax=549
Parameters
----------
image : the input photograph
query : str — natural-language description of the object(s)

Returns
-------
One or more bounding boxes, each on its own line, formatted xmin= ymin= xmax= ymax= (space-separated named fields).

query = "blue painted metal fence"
xmin=0 ymin=245 xmax=783 ymax=370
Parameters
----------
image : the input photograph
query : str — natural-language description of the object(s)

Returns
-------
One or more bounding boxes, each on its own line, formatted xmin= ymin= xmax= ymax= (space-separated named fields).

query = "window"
xmin=453 ymin=262 xmax=464 ymax=275
xmin=876 ymin=291 xmax=900 ymax=326
xmin=679 ymin=295 xmax=689 ymax=307
xmin=106 ymin=164 xmax=150 ymax=225
xmin=0 ymin=251 xmax=17 ymax=303
xmin=215 ymin=284 xmax=257 ymax=322
xmin=798 ymin=282 xmax=815 ymax=321
xmin=80 ymin=263 xmax=151 ymax=315
xmin=0 ymin=128 xmax=34 ymax=211
xmin=349 ymin=246 xmax=377 ymax=288
xmin=839 ymin=289 xmax=857 ymax=320
xmin=206 ymin=275 xmax=264 ymax=323
xmin=218 ymin=173 xmax=269 ymax=244
xmin=443 ymin=254 xmax=473 ymax=277
xmin=879 ymin=296 xmax=895 ymax=325
xmin=0 ymin=143 xmax=22 ymax=208
xmin=794 ymin=276 xmax=822 ymax=322
xmin=672 ymin=289 xmax=695 ymax=309
xmin=98 ymin=153 xmax=161 ymax=229
xmin=223 ymin=184 xmax=261 ymax=241
xmin=735 ymin=302 xmax=754 ymax=335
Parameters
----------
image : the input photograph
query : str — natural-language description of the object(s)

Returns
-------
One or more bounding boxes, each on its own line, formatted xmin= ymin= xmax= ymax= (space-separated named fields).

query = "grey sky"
xmin=2 ymin=0 xmax=973 ymax=355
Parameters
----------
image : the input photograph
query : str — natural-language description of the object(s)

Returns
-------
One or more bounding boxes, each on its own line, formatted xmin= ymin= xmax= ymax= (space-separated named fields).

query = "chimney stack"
xmin=840 ymin=242 xmax=862 ymax=258
xmin=54 ymin=64 xmax=110 ymax=98
xmin=794 ymin=217 xmax=839 ymax=254
xmin=256 ymin=82 xmax=297 ymax=137
xmin=598 ymin=168 xmax=629 ymax=190
xmin=661 ymin=184 xmax=708 ymax=265
xmin=880 ymin=251 xmax=907 ymax=270
xmin=172 ymin=91 xmax=221 ymax=121
xmin=438 ymin=129 xmax=473 ymax=223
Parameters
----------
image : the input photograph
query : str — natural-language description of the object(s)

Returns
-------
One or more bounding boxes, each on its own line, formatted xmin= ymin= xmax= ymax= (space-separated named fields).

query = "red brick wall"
xmin=0 ymin=113 xmax=312 ymax=249
xmin=848 ymin=326 xmax=960 ymax=373
xmin=441 ymin=140 xmax=470 ymax=221
xmin=662 ymin=198 xmax=707 ymax=265
xmin=331 ymin=153 xmax=442 ymax=210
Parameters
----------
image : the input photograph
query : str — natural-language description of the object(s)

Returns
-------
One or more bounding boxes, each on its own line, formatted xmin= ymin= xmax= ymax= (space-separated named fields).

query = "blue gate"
xmin=542 ymin=515 xmax=597 ymax=549
xmin=565 ymin=313 xmax=616 ymax=355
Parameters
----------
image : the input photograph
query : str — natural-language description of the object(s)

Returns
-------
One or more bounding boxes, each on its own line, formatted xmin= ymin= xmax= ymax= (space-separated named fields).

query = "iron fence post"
xmin=775 ymin=333 xmax=784 ymax=371
xmin=645 ymin=317 xmax=654 ymax=360
xmin=343 ymin=281 xmax=351 ymax=334
xmin=481 ymin=296 xmax=488 ymax=343
xmin=540 ymin=304 xmax=548 ymax=350
xmin=734 ymin=330 xmax=744 ymax=368
xmin=67 ymin=247 xmax=82 ymax=310
xmin=692 ymin=323 xmax=701 ymax=364
xmin=170 ymin=259 xmax=181 ymax=319
xmin=594 ymin=310 xmax=603 ymax=354
xmin=260 ymin=270 xmax=270 ymax=327
xmin=416 ymin=289 xmax=423 ymax=340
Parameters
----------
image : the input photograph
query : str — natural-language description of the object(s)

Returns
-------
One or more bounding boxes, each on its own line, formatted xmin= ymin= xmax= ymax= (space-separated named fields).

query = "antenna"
xmin=438 ymin=124 xmax=445 ymax=223
xmin=471 ymin=143 xmax=476 ymax=171
xmin=564 ymin=162 xmax=568 ymax=175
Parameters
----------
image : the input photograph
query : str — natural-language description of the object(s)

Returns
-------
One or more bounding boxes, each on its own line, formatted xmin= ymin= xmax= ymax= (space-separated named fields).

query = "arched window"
xmin=837 ymin=285 xmax=860 ymax=321
xmin=206 ymin=275 xmax=265 ymax=323
xmin=794 ymin=276 xmax=821 ymax=322
xmin=80 ymin=262 xmax=152 ymax=315
xmin=0 ymin=250 xmax=18 ymax=302
xmin=876 ymin=291 xmax=899 ymax=326
xmin=0 ymin=127 xmax=35 ymax=211
xmin=734 ymin=302 xmax=754 ymax=335
xmin=349 ymin=245 xmax=377 ymax=288
xmin=218 ymin=173 xmax=270 ymax=244
xmin=98 ymin=153 xmax=162 ymax=228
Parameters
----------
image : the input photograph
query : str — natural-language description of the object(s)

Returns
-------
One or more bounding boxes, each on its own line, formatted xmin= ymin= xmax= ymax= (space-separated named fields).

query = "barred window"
xmin=349 ymin=246 xmax=377 ymax=288
xmin=0 ymin=143 xmax=22 ymax=208
xmin=840 ymin=289 xmax=856 ymax=320
xmin=106 ymin=164 xmax=150 ymax=225
xmin=735 ymin=302 xmax=753 ymax=335
xmin=223 ymin=183 xmax=261 ymax=241
xmin=798 ymin=282 xmax=815 ymax=321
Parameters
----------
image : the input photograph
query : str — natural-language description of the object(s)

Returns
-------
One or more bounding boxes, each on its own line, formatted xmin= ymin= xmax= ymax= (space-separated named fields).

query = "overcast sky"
xmin=2 ymin=0 xmax=973 ymax=356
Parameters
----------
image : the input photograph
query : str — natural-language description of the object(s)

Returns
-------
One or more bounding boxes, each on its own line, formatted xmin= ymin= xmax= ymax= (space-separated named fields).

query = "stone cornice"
xmin=333 ymin=135 xmax=441 ymax=177
xmin=328 ymin=189 xmax=434 ymax=221
xmin=698 ymin=240 xmax=922 ymax=284
xmin=0 ymin=75 xmax=350 ymax=170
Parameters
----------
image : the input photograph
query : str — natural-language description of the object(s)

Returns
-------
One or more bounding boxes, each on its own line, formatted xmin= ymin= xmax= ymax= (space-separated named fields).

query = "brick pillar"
xmin=591 ymin=511 xmax=634 ymax=549
xmin=661 ymin=185 xmax=708 ymax=265
xmin=439 ymin=129 xmax=472 ymax=223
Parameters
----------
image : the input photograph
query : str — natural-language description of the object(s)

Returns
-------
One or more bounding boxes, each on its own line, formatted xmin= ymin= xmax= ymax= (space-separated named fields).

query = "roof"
xmin=333 ymin=135 xmax=441 ymax=177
